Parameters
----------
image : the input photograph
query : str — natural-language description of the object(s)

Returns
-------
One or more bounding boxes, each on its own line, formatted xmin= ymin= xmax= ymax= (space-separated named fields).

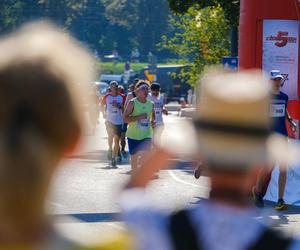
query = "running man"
xmin=253 ymin=70 xmax=297 ymax=210
xmin=124 ymin=78 xmax=139 ymax=108
xmin=123 ymin=81 xmax=155 ymax=175
xmin=101 ymin=81 xmax=125 ymax=167
xmin=147 ymin=82 xmax=168 ymax=142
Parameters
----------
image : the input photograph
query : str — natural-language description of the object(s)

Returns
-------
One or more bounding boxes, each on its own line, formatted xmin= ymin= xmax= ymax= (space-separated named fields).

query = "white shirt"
xmin=148 ymin=94 xmax=164 ymax=125
xmin=102 ymin=93 xmax=125 ymax=125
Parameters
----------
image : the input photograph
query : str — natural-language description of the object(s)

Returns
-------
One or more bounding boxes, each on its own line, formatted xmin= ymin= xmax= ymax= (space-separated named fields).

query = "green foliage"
xmin=0 ymin=0 xmax=172 ymax=57
xmin=0 ymin=0 xmax=24 ymax=34
xmin=103 ymin=0 xmax=170 ymax=54
xmin=168 ymin=0 xmax=240 ymax=26
xmin=161 ymin=5 xmax=230 ymax=85
xmin=98 ymin=62 xmax=148 ymax=75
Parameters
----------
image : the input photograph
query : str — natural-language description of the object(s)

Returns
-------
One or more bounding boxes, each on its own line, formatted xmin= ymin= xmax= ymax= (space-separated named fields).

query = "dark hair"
xmin=109 ymin=81 xmax=118 ymax=87
xmin=150 ymin=82 xmax=160 ymax=91
xmin=136 ymin=80 xmax=150 ymax=89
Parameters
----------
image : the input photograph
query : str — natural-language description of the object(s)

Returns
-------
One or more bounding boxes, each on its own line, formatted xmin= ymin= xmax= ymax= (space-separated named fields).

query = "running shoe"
xmin=116 ymin=156 xmax=122 ymax=164
xmin=121 ymin=150 xmax=128 ymax=159
xmin=107 ymin=149 xmax=112 ymax=160
xmin=252 ymin=187 xmax=264 ymax=208
xmin=275 ymin=198 xmax=288 ymax=210
xmin=111 ymin=157 xmax=117 ymax=168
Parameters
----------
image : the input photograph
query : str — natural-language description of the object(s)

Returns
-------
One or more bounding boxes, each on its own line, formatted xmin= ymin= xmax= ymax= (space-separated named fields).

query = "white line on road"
xmin=47 ymin=200 xmax=66 ymax=208
xmin=106 ymin=222 xmax=124 ymax=230
xmin=168 ymin=170 xmax=210 ymax=190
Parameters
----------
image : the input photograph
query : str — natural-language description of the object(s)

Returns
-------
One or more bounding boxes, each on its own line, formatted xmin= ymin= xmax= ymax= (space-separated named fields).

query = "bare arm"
xmin=151 ymin=103 xmax=155 ymax=127
xmin=100 ymin=98 xmax=107 ymax=119
xmin=162 ymin=104 xmax=168 ymax=115
xmin=126 ymin=147 xmax=172 ymax=188
xmin=124 ymin=92 xmax=133 ymax=110
xmin=286 ymin=109 xmax=296 ymax=129
xmin=123 ymin=100 xmax=147 ymax=123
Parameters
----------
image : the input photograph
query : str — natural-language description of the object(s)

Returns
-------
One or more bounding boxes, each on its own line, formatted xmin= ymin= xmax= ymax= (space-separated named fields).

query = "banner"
xmin=263 ymin=20 xmax=299 ymax=100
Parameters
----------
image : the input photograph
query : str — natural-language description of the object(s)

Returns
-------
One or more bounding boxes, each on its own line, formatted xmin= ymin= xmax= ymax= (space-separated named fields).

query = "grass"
xmin=97 ymin=62 xmax=148 ymax=75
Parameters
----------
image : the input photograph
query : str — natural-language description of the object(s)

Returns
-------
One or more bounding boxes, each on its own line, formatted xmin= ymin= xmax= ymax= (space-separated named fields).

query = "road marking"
xmin=107 ymin=222 xmax=124 ymax=230
xmin=47 ymin=200 xmax=65 ymax=208
xmin=168 ymin=170 xmax=210 ymax=191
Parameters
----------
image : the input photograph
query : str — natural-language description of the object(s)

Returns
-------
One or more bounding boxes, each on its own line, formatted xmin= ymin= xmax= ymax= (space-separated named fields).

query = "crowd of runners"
xmin=99 ymin=68 xmax=297 ymax=211
xmin=100 ymin=78 xmax=168 ymax=173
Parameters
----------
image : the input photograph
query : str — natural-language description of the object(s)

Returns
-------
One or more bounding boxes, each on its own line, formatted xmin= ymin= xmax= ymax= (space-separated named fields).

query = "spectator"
xmin=0 ymin=21 xmax=130 ymax=249
xmin=187 ymin=88 xmax=196 ymax=107
xmin=131 ymin=48 xmax=140 ymax=63
xmin=121 ymin=69 xmax=300 ymax=250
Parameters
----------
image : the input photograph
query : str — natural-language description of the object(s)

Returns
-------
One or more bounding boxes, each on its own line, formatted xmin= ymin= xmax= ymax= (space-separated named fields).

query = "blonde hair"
xmin=0 ymin=21 xmax=95 ymax=228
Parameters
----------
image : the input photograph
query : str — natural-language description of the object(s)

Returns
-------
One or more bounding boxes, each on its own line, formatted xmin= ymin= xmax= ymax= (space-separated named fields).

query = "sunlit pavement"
xmin=48 ymin=114 xmax=300 ymax=245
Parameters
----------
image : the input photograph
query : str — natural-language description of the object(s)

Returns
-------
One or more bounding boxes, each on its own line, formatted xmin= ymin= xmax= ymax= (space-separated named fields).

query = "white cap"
xmin=270 ymin=70 xmax=283 ymax=80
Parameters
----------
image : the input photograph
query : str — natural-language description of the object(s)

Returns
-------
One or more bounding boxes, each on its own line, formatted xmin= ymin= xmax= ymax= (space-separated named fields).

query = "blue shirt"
xmin=271 ymin=91 xmax=288 ymax=136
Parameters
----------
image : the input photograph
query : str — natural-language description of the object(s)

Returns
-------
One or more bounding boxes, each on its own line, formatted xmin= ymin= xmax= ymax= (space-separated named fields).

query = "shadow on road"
xmin=256 ymin=201 xmax=300 ymax=228
xmin=66 ymin=150 xmax=130 ymax=165
xmin=54 ymin=212 xmax=121 ymax=223
xmin=67 ymin=150 xmax=108 ymax=163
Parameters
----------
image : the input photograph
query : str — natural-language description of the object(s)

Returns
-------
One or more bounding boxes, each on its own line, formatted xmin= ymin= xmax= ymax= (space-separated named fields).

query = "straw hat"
xmin=193 ymin=69 xmax=299 ymax=169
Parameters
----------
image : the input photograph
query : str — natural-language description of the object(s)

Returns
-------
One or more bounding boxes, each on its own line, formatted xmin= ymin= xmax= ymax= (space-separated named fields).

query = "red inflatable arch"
xmin=239 ymin=0 xmax=300 ymax=138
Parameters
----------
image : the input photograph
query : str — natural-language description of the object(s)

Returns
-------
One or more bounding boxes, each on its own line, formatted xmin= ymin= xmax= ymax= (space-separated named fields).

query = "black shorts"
xmin=105 ymin=121 xmax=122 ymax=137
xmin=121 ymin=123 xmax=128 ymax=133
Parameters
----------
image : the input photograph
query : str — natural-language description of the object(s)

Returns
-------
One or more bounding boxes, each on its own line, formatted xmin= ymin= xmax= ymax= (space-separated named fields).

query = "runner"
xmin=118 ymin=85 xmax=128 ymax=159
xmin=123 ymin=80 xmax=155 ymax=175
xmin=124 ymin=78 xmax=139 ymax=108
xmin=148 ymin=82 xmax=168 ymax=142
xmin=101 ymin=81 xmax=125 ymax=167
xmin=253 ymin=70 xmax=297 ymax=210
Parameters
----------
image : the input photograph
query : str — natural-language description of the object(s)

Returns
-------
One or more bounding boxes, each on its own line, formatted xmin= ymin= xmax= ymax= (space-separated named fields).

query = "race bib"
xmin=270 ymin=104 xmax=285 ymax=117
xmin=110 ymin=106 xmax=119 ymax=115
xmin=137 ymin=118 xmax=150 ymax=130
xmin=155 ymin=108 xmax=162 ymax=116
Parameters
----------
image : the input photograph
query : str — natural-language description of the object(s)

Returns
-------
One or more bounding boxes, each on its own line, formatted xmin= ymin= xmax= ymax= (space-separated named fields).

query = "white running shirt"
xmin=148 ymin=94 xmax=164 ymax=125
xmin=102 ymin=93 xmax=125 ymax=125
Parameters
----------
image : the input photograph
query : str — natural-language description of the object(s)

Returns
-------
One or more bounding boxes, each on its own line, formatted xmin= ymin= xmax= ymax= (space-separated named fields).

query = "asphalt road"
xmin=48 ymin=114 xmax=300 ymax=245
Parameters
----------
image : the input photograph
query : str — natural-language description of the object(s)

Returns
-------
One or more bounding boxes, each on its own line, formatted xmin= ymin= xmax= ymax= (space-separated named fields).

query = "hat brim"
xmin=196 ymin=128 xmax=300 ymax=169
xmin=154 ymin=118 xmax=300 ymax=170
xmin=271 ymin=75 xmax=283 ymax=80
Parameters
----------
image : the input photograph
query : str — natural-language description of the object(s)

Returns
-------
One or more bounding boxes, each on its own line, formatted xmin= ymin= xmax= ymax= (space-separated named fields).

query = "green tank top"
xmin=126 ymin=98 xmax=153 ymax=140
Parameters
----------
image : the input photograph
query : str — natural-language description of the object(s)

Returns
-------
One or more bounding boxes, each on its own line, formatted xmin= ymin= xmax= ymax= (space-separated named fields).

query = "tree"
xmin=161 ymin=4 xmax=230 ymax=85
xmin=168 ymin=0 xmax=239 ymax=26
xmin=104 ymin=0 xmax=170 ymax=55
xmin=0 ymin=0 xmax=172 ymax=60
xmin=168 ymin=0 xmax=239 ymax=57
xmin=0 ymin=0 xmax=24 ymax=34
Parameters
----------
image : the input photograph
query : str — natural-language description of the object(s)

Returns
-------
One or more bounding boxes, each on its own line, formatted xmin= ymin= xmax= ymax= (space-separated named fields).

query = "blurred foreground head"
xmin=0 ymin=21 xmax=94 ymax=239
xmin=193 ymin=68 xmax=298 ymax=170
